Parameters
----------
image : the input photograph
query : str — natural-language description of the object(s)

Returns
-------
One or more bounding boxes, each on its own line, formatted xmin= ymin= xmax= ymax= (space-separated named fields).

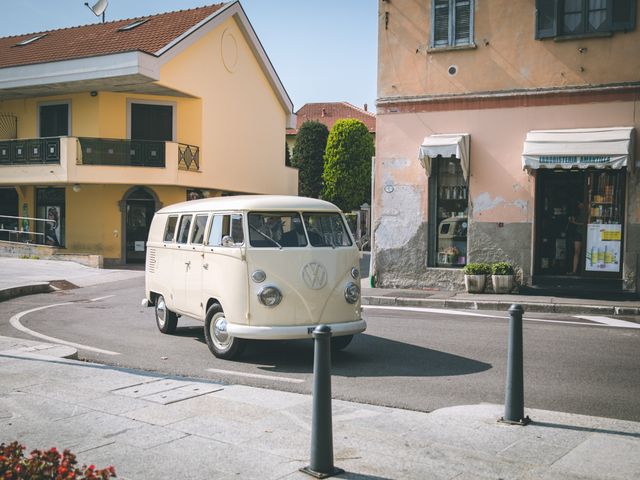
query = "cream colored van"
xmin=145 ymin=195 xmax=365 ymax=359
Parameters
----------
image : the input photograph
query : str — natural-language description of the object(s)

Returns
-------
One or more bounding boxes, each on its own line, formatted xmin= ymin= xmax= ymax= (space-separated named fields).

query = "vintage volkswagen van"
xmin=145 ymin=195 xmax=365 ymax=359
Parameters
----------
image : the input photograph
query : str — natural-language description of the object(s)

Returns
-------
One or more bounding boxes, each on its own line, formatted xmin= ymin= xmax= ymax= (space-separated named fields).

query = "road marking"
xmin=207 ymin=368 xmax=304 ymax=384
xmin=9 ymin=298 xmax=120 ymax=356
xmin=363 ymin=305 xmax=640 ymax=329
xmin=574 ymin=315 xmax=640 ymax=329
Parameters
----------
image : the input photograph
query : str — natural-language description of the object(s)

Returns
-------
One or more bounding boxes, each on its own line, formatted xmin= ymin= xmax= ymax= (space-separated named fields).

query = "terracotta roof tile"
xmin=0 ymin=4 xmax=225 ymax=69
xmin=287 ymin=102 xmax=376 ymax=135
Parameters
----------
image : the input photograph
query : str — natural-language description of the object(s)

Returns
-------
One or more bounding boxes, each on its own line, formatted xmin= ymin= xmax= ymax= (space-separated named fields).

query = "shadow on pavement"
xmin=532 ymin=421 xmax=640 ymax=439
xmin=237 ymin=333 xmax=491 ymax=378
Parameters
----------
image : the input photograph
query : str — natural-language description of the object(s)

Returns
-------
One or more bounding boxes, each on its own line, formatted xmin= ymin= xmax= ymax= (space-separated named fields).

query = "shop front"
xmin=523 ymin=127 xmax=634 ymax=290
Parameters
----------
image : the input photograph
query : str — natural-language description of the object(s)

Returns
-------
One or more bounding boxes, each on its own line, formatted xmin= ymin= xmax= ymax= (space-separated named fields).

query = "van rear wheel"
xmin=204 ymin=303 xmax=245 ymax=360
xmin=155 ymin=294 xmax=178 ymax=334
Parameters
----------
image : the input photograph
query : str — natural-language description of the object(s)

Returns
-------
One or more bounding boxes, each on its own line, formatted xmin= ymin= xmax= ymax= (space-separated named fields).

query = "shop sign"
xmin=585 ymin=223 xmax=621 ymax=272
xmin=538 ymin=155 xmax=611 ymax=165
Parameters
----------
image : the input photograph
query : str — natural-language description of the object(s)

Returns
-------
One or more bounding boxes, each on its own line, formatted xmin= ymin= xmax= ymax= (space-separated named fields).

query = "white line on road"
xmin=574 ymin=315 xmax=640 ymax=329
xmin=207 ymin=368 xmax=304 ymax=384
xmin=363 ymin=305 xmax=640 ymax=329
xmin=9 ymin=297 xmax=120 ymax=355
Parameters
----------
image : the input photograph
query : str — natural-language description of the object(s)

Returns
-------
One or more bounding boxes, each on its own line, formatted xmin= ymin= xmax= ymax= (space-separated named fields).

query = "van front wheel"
xmin=155 ymin=295 xmax=178 ymax=334
xmin=204 ymin=303 xmax=245 ymax=360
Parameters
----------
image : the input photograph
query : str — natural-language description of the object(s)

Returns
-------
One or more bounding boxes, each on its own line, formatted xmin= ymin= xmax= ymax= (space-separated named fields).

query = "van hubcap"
xmin=156 ymin=297 xmax=167 ymax=327
xmin=212 ymin=314 xmax=231 ymax=349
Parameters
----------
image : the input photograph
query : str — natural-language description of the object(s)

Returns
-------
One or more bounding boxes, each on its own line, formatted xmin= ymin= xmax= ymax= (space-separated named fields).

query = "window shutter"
xmin=535 ymin=0 xmax=558 ymax=39
xmin=454 ymin=0 xmax=472 ymax=45
xmin=611 ymin=0 xmax=636 ymax=32
xmin=433 ymin=0 xmax=450 ymax=46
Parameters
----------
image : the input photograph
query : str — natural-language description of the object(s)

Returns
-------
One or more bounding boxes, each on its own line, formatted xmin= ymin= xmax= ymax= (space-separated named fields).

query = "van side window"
xmin=207 ymin=214 xmax=244 ymax=246
xmin=164 ymin=215 xmax=178 ymax=242
xmin=177 ymin=215 xmax=193 ymax=244
xmin=191 ymin=214 xmax=208 ymax=245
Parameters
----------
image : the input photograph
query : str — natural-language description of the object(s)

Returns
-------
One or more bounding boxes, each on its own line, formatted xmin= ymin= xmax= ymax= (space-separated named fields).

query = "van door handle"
xmin=203 ymin=263 xmax=209 ymax=270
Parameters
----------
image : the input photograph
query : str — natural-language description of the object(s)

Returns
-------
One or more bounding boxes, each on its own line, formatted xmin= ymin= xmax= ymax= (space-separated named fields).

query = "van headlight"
xmin=258 ymin=286 xmax=282 ymax=307
xmin=344 ymin=282 xmax=360 ymax=304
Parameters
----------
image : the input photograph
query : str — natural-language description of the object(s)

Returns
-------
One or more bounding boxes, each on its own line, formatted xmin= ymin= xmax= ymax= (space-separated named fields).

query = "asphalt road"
xmin=2 ymin=277 xmax=640 ymax=421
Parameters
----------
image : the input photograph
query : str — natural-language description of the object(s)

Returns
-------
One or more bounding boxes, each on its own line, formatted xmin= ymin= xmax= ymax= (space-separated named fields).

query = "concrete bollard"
xmin=500 ymin=304 xmax=530 ymax=425
xmin=300 ymin=325 xmax=344 ymax=478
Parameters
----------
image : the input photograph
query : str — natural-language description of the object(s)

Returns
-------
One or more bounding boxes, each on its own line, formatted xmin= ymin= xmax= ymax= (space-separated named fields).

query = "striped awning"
xmin=522 ymin=127 xmax=634 ymax=171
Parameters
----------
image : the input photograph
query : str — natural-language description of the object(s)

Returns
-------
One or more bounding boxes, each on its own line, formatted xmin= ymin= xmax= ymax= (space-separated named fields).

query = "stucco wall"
xmin=378 ymin=0 xmax=640 ymax=100
xmin=372 ymin=99 xmax=640 ymax=290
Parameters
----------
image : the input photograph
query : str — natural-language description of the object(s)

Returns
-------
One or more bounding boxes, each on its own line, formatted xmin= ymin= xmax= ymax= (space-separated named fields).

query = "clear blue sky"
xmin=0 ymin=0 xmax=378 ymax=112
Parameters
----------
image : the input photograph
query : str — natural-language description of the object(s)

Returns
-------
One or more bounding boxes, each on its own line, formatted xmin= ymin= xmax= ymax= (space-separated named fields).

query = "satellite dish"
xmin=84 ymin=0 xmax=108 ymax=22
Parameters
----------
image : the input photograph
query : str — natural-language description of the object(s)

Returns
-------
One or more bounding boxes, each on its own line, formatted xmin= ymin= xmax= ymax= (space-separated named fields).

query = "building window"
xmin=129 ymin=102 xmax=174 ymax=141
xmin=429 ymin=158 xmax=468 ymax=268
xmin=431 ymin=0 xmax=474 ymax=48
xmin=39 ymin=103 xmax=70 ymax=137
xmin=536 ymin=0 xmax=636 ymax=39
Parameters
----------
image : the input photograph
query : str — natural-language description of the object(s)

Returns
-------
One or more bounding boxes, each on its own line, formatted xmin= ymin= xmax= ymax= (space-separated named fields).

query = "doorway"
xmin=0 ymin=187 xmax=18 ymax=241
xmin=122 ymin=187 xmax=158 ymax=263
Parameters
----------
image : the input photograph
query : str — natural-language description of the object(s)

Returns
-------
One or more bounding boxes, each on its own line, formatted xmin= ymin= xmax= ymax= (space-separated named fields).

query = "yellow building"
xmin=0 ymin=2 xmax=297 ymax=265
xmin=374 ymin=0 xmax=639 ymax=293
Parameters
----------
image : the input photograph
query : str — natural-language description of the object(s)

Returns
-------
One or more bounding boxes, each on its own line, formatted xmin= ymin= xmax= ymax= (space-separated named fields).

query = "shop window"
xmin=536 ymin=0 xmax=636 ymax=39
xmin=431 ymin=0 xmax=474 ymax=48
xmin=36 ymin=187 xmax=65 ymax=247
xmin=429 ymin=157 xmax=468 ymax=267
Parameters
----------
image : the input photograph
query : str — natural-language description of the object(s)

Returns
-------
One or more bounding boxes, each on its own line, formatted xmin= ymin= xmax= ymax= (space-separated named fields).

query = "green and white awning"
xmin=522 ymin=127 xmax=634 ymax=171
xmin=419 ymin=133 xmax=470 ymax=181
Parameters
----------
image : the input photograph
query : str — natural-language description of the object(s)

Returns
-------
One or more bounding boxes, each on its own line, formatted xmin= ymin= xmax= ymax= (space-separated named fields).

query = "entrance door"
xmin=534 ymin=170 xmax=585 ymax=276
xmin=0 ymin=188 xmax=18 ymax=241
xmin=125 ymin=187 xmax=156 ymax=263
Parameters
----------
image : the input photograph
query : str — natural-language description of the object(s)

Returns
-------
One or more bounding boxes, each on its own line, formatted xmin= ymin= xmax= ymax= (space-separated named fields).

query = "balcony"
xmin=0 ymin=136 xmax=201 ymax=186
xmin=0 ymin=137 xmax=61 ymax=165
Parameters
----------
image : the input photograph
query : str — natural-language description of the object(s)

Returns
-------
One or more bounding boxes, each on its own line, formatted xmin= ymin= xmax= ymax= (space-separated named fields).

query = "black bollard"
xmin=300 ymin=325 xmax=344 ymax=478
xmin=501 ymin=304 xmax=530 ymax=425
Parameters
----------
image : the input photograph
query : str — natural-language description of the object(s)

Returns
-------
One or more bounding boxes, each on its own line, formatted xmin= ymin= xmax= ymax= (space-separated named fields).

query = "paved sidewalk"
xmin=1 ymin=336 xmax=639 ymax=480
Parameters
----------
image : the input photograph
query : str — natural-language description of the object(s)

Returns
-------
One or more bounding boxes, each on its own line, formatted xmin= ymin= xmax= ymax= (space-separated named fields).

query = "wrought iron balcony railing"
xmin=0 ymin=137 xmax=61 ymax=165
xmin=78 ymin=138 xmax=166 ymax=167
xmin=178 ymin=143 xmax=200 ymax=171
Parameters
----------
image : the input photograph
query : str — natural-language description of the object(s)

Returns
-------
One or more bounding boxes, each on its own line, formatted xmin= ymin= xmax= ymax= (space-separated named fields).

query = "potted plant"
xmin=491 ymin=262 xmax=515 ymax=294
xmin=462 ymin=262 xmax=490 ymax=293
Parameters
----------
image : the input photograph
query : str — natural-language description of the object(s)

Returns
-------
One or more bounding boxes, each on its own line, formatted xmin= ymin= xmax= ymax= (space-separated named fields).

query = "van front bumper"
xmin=227 ymin=319 xmax=366 ymax=340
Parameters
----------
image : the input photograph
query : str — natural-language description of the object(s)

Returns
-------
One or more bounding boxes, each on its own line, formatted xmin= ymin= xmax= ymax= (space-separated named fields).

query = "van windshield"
xmin=247 ymin=212 xmax=352 ymax=248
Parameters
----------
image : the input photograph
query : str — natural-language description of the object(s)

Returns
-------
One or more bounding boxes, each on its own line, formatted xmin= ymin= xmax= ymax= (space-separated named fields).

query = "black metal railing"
xmin=0 ymin=137 xmax=61 ymax=165
xmin=78 ymin=138 xmax=166 ymax=167
xmin=178 ymin=143 xmax=200 ymax=171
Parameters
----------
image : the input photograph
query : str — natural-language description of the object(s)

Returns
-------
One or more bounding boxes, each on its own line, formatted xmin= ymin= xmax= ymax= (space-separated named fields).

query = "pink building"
xmin=373 ymin=0 xmax=638 ymax=293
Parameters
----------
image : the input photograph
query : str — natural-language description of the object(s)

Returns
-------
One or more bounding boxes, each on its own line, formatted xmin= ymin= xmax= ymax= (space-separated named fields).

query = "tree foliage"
xmin=285 ymin=140 xmax=291 ymax=167
xmin=290 ymin=121 xmax=329 ymax=198
xmin=322 ymin=119 xmax=374 ymax=212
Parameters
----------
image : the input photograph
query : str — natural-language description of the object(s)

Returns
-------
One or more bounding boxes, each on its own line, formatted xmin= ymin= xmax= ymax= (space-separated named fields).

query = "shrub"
xmin=291 ymin=121 xmax=329 ymax=198
xmin=491 ymin=262 xmax=514 ymax=275
xmin=0 ymin=441 xmax=116 ymax=479
xmin=462 ymin=262 xmax=491 ymax=275
xmin=322 ymin=119 xmax=374 ymax=212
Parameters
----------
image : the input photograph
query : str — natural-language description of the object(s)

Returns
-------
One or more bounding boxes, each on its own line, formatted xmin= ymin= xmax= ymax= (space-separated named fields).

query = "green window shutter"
xmin=611 ymin=0 xmax=636 ymax=32
xmin=454 ymin=0 xmax=473 ymax=45
xmin=433 ymin=0 xmax=451 ymax=46
xmin=536 ymin=0 xmax=558 ymax=39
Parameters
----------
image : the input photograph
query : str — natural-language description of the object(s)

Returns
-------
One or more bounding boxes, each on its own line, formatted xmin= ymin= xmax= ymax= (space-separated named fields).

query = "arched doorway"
xmin=120 ymin=187 xmax=160 ymax=264
xmin=0 ymin=188 xmax=19 ymax=241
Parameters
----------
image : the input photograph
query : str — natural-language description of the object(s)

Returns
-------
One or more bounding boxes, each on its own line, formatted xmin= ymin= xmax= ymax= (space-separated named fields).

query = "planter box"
xmin=464 ymin=274 xmax=486 ymax=293
xmin=492 ymin=274 xmax=515 ymax=294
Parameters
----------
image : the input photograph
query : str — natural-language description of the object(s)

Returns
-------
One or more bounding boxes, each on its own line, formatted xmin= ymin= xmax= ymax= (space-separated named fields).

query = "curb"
xmin=363 ymin=295 xmax=640 ymax=316
xmin=0 ymin=283 xmax=52 ymax=303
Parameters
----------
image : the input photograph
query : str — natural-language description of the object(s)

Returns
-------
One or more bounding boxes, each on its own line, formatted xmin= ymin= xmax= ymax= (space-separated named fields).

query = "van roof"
xmin=156 ymin=195 xmax=343 ymax=214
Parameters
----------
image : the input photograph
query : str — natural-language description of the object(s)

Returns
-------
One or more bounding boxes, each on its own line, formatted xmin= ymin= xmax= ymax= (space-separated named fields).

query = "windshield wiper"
xmin=249 ymin=224 xmax=282 ymax=249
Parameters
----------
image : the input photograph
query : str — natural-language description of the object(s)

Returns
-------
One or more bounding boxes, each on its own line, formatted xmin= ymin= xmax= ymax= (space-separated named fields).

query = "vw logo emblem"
xmin=302 ymin=262 xmax=327 ymax=290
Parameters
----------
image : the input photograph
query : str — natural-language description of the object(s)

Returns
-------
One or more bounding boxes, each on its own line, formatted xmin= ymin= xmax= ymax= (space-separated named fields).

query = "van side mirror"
xmin=222 ymin=235 xmax=234 ymax=247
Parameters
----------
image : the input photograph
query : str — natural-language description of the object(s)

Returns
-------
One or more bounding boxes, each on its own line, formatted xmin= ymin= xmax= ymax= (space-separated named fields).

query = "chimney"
xmin=364 ymin=103 xmax=368 ymax=111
